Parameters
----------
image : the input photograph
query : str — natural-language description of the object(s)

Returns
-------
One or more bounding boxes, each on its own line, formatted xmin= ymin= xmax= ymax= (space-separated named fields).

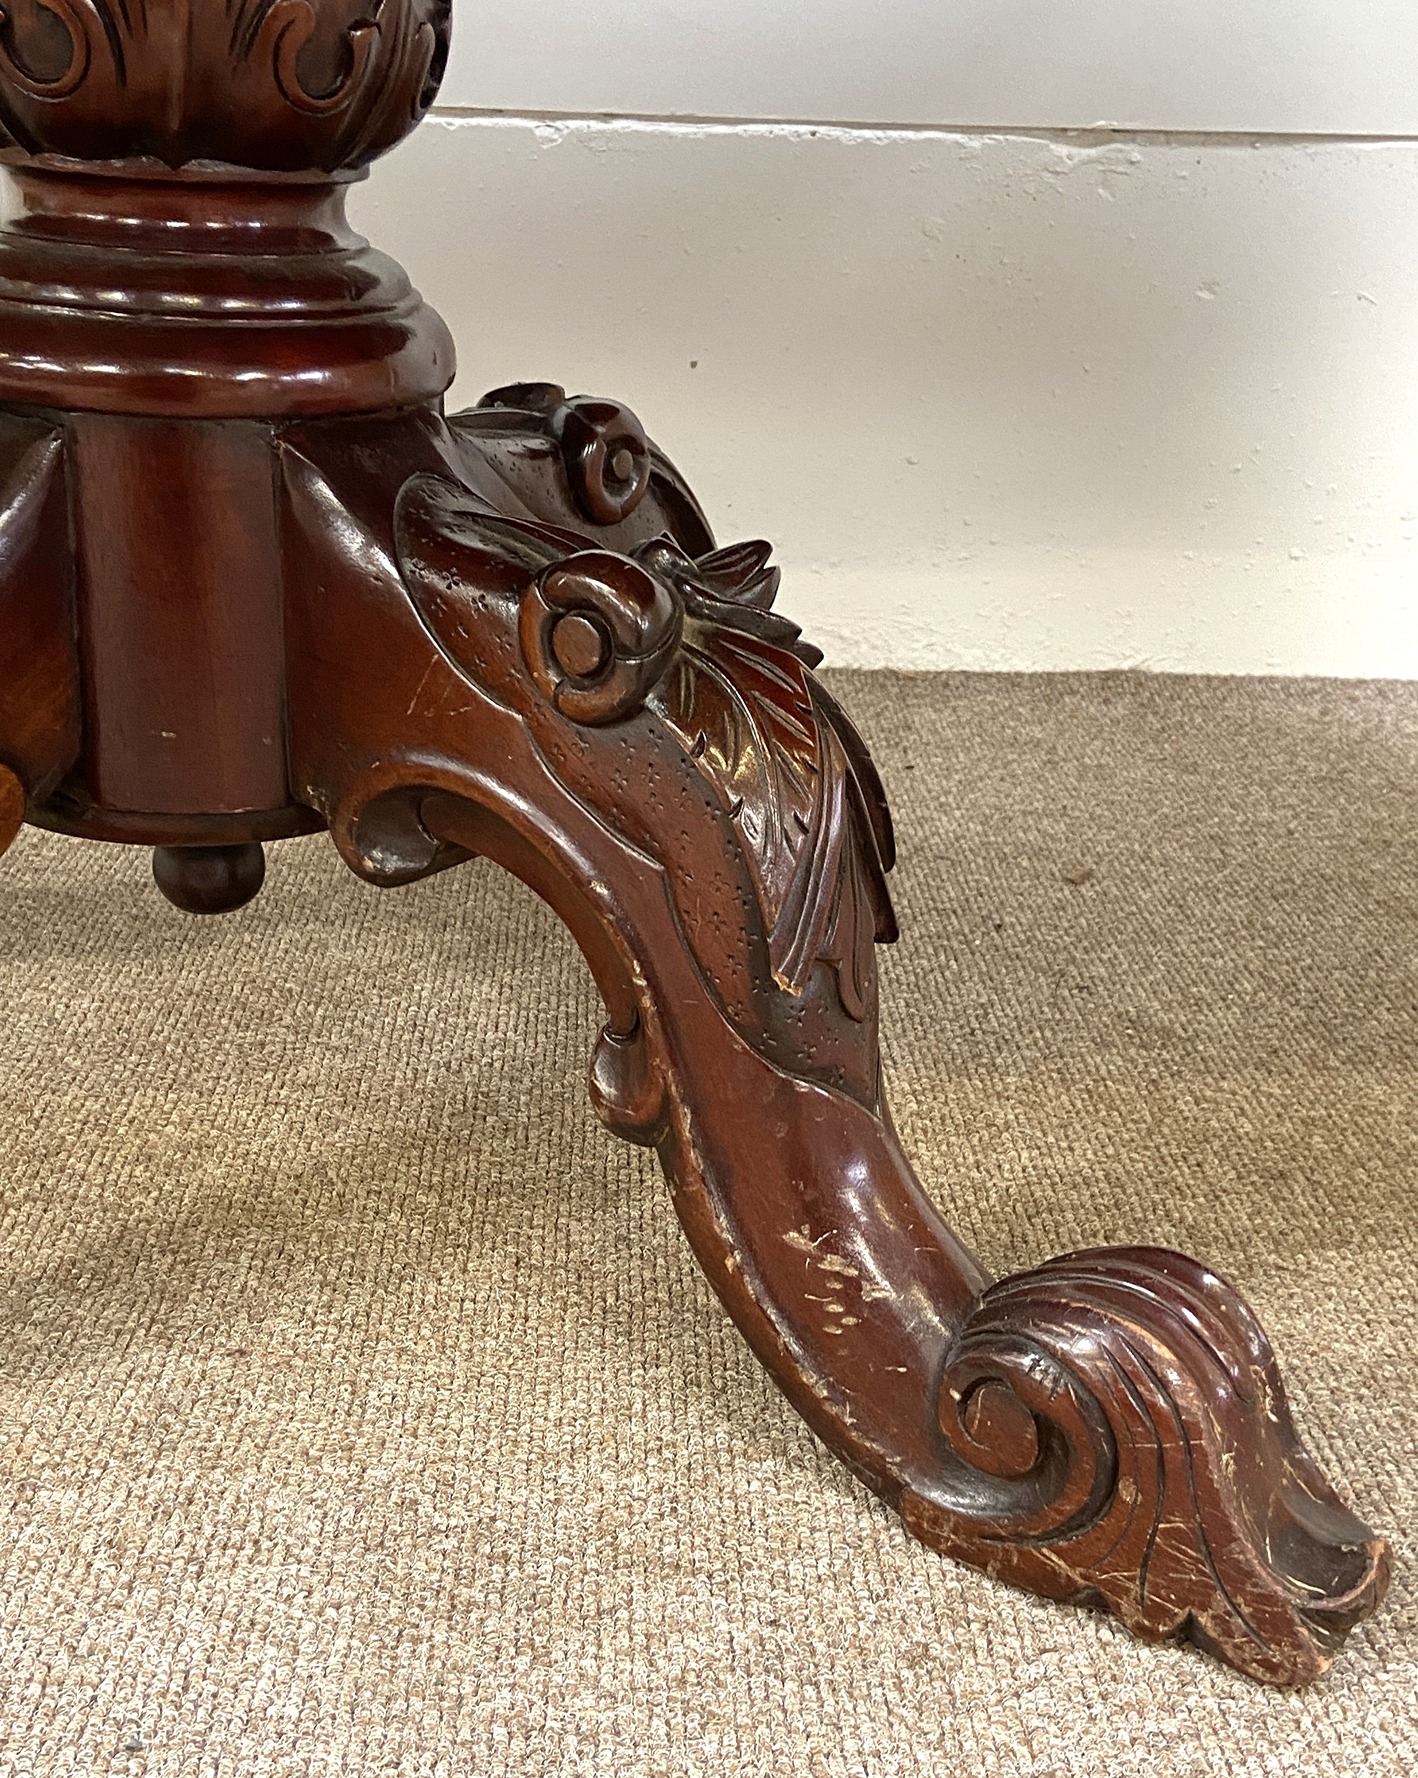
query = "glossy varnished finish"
xmin=153 ymin=843 xmax=267 ymax=916
xmin=0 ymin=165 xmax=454 ymax=417
xmin=280 ymin=399 xmax=1389 ymax=1684
xmin=71 ymin=417 xmax=289 ymax=816
xmin=0 ymin=413 xmax=79 ymax=807
xmin=0 ymin=0 xmax=450 ymax=172
xmin=0 ymin=763 xmax=23 ymax=859
xmin=0 ymin=0 xmax=1390 ymax=1688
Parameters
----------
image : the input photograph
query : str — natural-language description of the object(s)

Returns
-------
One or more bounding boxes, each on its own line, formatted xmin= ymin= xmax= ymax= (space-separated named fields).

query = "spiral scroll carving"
xmin=555 ymin=399 xmax=654 ymax=527
xmin=914 ymin=1247 xmax=1390 ymax=1684
xmin=0 ymin=0 xmax=450 ymax=172
xmin=519 ymin=549 xmax=683 ymax=727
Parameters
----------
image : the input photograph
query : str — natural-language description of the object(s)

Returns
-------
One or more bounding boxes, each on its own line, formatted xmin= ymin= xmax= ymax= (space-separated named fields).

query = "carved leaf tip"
xmin=694 ymin=539 xmax=782 ymax=610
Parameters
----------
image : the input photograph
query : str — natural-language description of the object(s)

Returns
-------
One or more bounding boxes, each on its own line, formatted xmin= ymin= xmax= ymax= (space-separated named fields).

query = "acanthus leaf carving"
xmin=289 ymin=403 xmax=1389 ymax=1689
xmin=254 ymin=1 xmax=373 ymax=115
xmin=392 ymin=471 xmax=896 ymax=1025
xmin=655 ymin=558 xmax=891 ymax=1020
xmin=0 ymin=0 xmax=450 ymax=172
xmin=635 ymin=535 xmax=894 ymax=1006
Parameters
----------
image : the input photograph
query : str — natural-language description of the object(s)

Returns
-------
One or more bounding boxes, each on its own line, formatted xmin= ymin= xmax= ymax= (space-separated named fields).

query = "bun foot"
xmin=153 ymin=842 xmax=265 ymax=916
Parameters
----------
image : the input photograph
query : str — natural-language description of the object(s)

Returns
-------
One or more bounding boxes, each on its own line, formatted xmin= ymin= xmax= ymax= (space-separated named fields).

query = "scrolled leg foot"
xmin=279 ymin=398 xmax=1390 ymax=1685
xmin=915 ymin=1246 xmax=1389 ymax=1683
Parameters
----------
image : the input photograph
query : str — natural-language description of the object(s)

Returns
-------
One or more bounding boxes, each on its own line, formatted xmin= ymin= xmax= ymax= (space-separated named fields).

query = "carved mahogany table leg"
xmin=0 ymin=3 xmax=1389 ymax=1687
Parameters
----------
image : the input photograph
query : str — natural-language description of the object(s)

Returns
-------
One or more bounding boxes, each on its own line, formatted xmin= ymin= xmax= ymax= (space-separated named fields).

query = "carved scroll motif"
xmin=0 ymin=0 xmax=97 ymax=99
xmin=279 ymin=402 xmax=1390 ymax=1687
xmin=0 ymin=0 xmax=450 ymax=170
xmin=911 ymin=1247 xmax=1391 ymax=1684
xmin=386 ymin=467 xmax=1389 ymax=1679
xmin=392 ymin=474 xmax=896 ymax=1026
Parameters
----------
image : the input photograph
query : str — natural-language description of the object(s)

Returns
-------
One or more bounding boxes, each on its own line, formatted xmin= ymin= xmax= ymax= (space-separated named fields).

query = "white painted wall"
xmin=442 ymin=1 xmax=1418 ymax=136
xmin=363 ymin=4 xmax=1418 ymax=674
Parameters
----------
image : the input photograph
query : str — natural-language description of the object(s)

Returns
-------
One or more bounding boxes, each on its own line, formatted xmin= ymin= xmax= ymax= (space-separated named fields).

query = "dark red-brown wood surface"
xmin=0 ymin=0 xmax=1390 ymax=1689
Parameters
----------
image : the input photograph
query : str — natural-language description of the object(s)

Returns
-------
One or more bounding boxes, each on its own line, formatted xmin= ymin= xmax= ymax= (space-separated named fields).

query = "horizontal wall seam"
xmin=426 ymin=106 xmax=1418 ymax=147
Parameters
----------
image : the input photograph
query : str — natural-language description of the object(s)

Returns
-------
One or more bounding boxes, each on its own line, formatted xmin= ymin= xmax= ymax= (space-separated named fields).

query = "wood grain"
xmin=0 ymin=0 xmax=1390 ymax=1687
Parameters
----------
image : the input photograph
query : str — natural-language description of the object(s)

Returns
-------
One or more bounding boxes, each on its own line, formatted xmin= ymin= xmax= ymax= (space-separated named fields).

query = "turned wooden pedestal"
xmin=0 ymin=2 xmax=1390 ymax=1686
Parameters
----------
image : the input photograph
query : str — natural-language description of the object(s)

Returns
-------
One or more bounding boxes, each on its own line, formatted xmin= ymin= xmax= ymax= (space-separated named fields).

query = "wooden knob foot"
xmin=153 ymin=843 xmax=265 ymax=916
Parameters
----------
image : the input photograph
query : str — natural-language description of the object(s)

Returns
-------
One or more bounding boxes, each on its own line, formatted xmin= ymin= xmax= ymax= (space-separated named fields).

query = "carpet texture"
xmin=1 ymin=672 xmax=1414 ymax=1778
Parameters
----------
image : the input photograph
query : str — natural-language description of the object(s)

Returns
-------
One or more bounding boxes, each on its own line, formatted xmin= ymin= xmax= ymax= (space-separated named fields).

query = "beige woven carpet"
xmin=1 ymin=672 xmax=1415 ymax=1778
